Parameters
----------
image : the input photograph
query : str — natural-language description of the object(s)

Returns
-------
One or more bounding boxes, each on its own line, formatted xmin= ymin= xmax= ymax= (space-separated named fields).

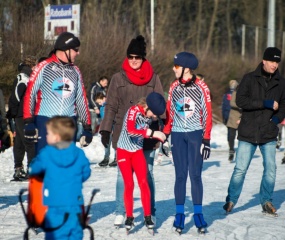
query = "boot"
xmin=98 ymin=158 xmax=109 ymax=167
xmin=125 ymin=217 xmax=134 ymax=230
xmin=262 ymin=202 xmax=277 ymax=216
xmin=144 ymin=215 xmax=154 ymax=229
xmin=109 ymin=158 xmax=117 ymax=167
xmin=173 ymin=213 xmax=185 ymax=232
xmin=223 ymin=201 xmax=234 ymax=213
xmin=281 ymin=156 xmax=285 ymax=164
xmin=13 ymin=166 xmax=27 ymax=181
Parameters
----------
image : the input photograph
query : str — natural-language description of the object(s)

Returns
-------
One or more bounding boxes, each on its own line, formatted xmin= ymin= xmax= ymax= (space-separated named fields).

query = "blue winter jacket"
xmin=29 ymin=142 xmax=91 ymax=207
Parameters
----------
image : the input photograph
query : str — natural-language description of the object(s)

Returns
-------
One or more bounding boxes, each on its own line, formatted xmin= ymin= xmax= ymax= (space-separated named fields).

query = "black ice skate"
xmin=223 ymin=201 xmax=234 ymax=213
xmin=108 ymin=158 xmax=117 ymax=167
xmin=125 ymin=217 xmax=134 ymax=233
xmin=144 ymin=216 xmax=155 ymax=235
xmin=193 ymin=213 xmax=208 ymax=235
xmin=262 ymin=202 xmax=278 ymax=217
xmin=173 ymin=213 xmax=185 ymax=235
xmin=11 ymin=167 xmax=28 ymax=182
xmin=98 ymin=158 xmax=109 ymax=167
xmin=281 ymin=156 xmax=285 ymax=164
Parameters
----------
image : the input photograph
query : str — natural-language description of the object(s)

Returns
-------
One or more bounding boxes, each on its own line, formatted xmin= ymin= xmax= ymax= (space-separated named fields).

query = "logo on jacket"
xmin=175 ymin=97 xmax=195 ymax=119
xmin=52 ymin=77 xmax=74 ymax=98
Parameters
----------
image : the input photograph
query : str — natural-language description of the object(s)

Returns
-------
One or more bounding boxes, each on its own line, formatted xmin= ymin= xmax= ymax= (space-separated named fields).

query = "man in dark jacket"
xmin=223 ymin=47 xmax=285 ymax=216
xmin=8 ymin=56 xmax=37 ymax=180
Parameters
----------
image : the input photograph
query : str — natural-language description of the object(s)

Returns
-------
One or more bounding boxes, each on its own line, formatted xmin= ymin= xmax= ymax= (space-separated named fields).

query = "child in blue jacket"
xmin=29 ymin=116 xmax=91 ymax=240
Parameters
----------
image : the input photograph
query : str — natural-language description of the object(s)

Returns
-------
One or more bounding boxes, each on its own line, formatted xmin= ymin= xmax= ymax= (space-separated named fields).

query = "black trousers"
xmin=13 ymin=117 xmax=35 ymax=168
xmin=227 ymin=127 xmax=237 ymax=152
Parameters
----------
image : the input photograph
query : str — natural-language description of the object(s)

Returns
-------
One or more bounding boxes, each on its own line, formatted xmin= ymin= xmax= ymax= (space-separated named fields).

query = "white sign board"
xmin=44 ymin=4 xmax=80 ymax=41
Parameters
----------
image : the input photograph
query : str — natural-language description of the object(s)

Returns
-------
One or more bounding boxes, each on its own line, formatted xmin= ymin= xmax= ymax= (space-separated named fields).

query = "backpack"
xmin=8 ymin=73 xmax=29 ymax=118
xmin=19 ymin=179 xmax=99 ymax=240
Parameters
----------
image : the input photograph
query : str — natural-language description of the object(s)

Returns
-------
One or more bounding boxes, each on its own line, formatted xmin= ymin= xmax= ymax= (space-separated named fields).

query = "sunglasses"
xmin=174 ymin=65 xmax=181 ymax=69
xmin=72 ymin=48 xmax=79 ymax=52
xmin=127 ymin=55 xmax=142 ymax=60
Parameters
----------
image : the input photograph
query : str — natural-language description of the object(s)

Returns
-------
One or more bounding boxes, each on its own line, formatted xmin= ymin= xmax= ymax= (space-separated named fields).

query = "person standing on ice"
xmin=162 ymin=52 xmax=212 ymax=234
xmin=116 ymin=92 xmax=166 ymax=231
xmin=223 ymin=47 xmax=285 ymax=217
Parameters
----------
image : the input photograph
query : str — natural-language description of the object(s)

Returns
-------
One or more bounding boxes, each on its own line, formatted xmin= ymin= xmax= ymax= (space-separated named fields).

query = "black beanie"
xmin=54 ymin=32 xmax=80 ymax=51
xmin=263 ymin=47 xmax=281 ymax=62
xmin=127 ymin=35 xmax=146 ymax=57
xmin=146 ymin=92 xmax=166 ymax=116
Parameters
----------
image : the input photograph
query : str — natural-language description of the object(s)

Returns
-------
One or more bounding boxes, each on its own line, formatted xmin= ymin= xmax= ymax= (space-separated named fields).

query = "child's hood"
xmin=49 ymin=142 xmax=79 ymax=167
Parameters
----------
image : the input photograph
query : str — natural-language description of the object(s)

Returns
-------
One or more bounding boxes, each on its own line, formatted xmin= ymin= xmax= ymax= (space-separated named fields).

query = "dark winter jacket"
xmin=99 ymin=70 xmax=165 ymax=149
xmin=222 ymin=88 xmax=234 ymax=125
xmin=88 ymin=81 xmax=106 ymax=111
xmin=236 ymin=63 xmax=285 ymax=144
xmin=8 ymin=64 xmax=33 ymax=118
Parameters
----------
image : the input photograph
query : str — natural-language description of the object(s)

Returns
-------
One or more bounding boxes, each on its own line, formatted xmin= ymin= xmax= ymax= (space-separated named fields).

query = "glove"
xmin=24 ymin=122 xmax=38 ymax=142
xmin=80 ymin=126 xmax=93 ymax=147
xmin=263 ymin=100 xmax=274 ymax=109
xmin=200 ymin=139 xmax=210 ymax=160
xmin=100 ymin=130 xmax=111 ymax=148
xmin=161 ymin=139 xmax=170 ymax=157
xmin=146 ymin=129 xmax=166 ymax=142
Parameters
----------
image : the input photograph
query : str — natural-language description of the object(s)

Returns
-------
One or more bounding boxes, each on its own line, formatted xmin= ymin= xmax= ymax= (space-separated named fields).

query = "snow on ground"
xmin=0 ymin=123 xmax=285 ymax=240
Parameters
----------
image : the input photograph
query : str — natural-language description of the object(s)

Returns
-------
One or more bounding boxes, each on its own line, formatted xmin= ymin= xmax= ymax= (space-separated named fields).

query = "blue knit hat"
xmin=174 ymin=52 xmax=199 ymax=70
xmin=146 ymin=92 xmax=166 ymax=116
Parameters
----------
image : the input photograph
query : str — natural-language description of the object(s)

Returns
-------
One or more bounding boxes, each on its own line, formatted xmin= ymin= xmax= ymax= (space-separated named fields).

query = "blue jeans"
xmin=226 ymin=140 xmax=277 ymax=206
xmin=115 ymin=149 xmax=156 ymax=216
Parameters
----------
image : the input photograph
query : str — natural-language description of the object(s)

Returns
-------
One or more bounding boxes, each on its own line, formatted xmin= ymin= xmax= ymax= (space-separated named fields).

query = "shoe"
xmin=223 ymin=202 xmax=234 ymax=213
xmin=262 ymin=202 xmax=277 ymax=215
xmin=144 ymin=215 xmax=154 ymax=229
xmin=98 ymin=158 xmax=109 ymax=167
xmin=124 ymin=217 xmax=134 ymax=230
xmin=114 ymin=214 xmax=125 ymax=226
xmin=109 ymin=159 xmax=117 ymax=167
xmin=13 ymin=166 xmax=27 ymax=180
xmin=154 ymin=153 xmax=163 ymax=165
xmin=281 ymin=156 xmax=285 ymax=164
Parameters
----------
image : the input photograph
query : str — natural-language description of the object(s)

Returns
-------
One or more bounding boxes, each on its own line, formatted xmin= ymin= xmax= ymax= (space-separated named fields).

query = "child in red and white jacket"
xmin=116 ymin=92 xmax=166 ymax=230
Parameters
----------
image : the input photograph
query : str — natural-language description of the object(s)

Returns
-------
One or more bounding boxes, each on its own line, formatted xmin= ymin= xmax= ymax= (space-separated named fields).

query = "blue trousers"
xmin=226 ymin=140 xmax=277 ymax=206
xmin=115 ymin=149 xmax=156 ymax=216
xmin=171 ymin=130 xmax=203 ymax=205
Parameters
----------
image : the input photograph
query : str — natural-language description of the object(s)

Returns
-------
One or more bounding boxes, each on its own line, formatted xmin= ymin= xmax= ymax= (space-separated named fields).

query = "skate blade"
xmin=198 ymin=227 xmax=207 ymax=235
xmin=173 ymin=227 xmax=182 ymax=235
xmin=262 ymin=211 xmax=278 ymax=217
xmin=146 ymin=227 xmax=154 ymax=235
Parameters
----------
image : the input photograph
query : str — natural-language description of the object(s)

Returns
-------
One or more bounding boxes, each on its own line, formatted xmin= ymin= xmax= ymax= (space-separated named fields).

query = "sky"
xmin=0 ymin=123 xmax=285 ymax=240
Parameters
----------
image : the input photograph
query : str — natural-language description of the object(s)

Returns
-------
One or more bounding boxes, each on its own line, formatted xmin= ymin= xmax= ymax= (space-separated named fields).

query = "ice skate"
xmin=193 ymin=213 xmax=207 ymax=235
xmin=11 ymin=167 xmax=28 ymax=182
xmin=144 ymin=215 xmax=155 ymax=235
xmin=124 ymin=217 xmax=134 ymax=234
xmin=223 ymin=201 xmax=234 ymax=213
xmin=114 ymin=214 xmax=124 ymax=228
xmin=108 ymin=158 xmax=117 ymax=167
xmin=281 ymin=156 xmax=285 ymax=164
xmin=98 ymin=158 xmax=109 ymax=167
xmin=173 ymin=213 xmax=185 ymax=235
xmin=262 ymin=202 xmax=278 ymax=217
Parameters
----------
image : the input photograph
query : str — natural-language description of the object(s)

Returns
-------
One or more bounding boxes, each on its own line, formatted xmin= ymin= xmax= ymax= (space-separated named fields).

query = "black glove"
xmin=24 ymin=122 xmax=38 ymax=142
xmin=80 ymin=126 xmax=93 ymax=147
xmin=100 ymin=131 xmax=111 ymax=148
xmin=161 ymin=134 xmax=170 ymax=157
xmin=200 ymin=139 xmax=210 ymax=160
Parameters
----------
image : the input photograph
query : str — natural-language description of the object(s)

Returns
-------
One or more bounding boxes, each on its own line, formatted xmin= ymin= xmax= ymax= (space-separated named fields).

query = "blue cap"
xmin=146 ymin=92 xmax=166 ymax=116
xmin=174 ymin=52 xmax=199 ymax=70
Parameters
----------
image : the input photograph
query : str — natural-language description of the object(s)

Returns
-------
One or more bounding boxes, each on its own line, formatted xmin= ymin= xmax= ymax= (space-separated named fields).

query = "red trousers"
xmin=117 ymin=148 xmax=151 ymax=217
